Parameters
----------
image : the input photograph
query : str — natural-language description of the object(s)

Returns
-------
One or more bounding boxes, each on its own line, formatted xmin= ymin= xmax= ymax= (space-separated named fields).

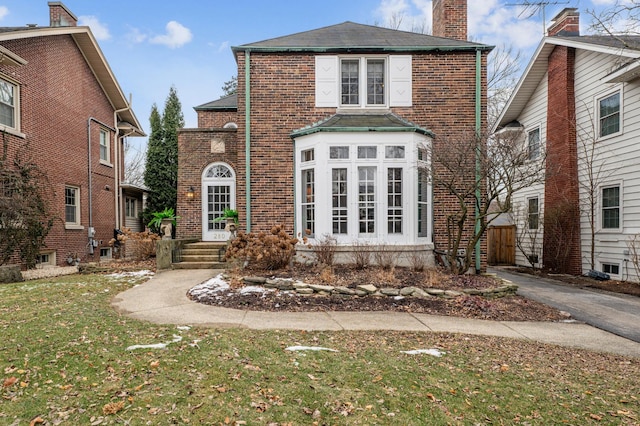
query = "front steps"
xmin=172 ymin=241 xmax=227 ymax=269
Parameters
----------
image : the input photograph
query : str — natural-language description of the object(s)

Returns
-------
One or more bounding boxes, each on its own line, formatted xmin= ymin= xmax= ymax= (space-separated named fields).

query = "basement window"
xmin=601 ymin=262 xmax=619 ymax=275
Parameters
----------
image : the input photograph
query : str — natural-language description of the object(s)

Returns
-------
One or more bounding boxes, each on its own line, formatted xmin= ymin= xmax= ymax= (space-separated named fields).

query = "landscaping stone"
xmin=237 ymin=275 xmax=517 ymax=300
xmin=309 ymin=284 xmax=335 ymax=293
xmin=400 ymin=286 xmax=419 ymax=296
xmin=0 ymin=265 xmax=23 ymax=284
xmin=357 ymin=284 xmax=378 ymax=294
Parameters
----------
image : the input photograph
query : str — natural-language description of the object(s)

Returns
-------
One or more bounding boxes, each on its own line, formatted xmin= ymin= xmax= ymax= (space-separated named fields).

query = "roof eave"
xmin=0 ymin=45 xmax=27 ymax=66
xmin=0 ymin=26 xmax=145 ymax=136
xmin=290 ymin=126 xmax=434 ymax=139
xmin=232 ymin=45 xmax=493 ymax=54
xmin=494 ymin=35 xmax=640 ymax=131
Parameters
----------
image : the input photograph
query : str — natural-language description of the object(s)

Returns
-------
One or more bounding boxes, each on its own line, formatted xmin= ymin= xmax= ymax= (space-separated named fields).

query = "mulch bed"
xmin=198 ymin=264 xmax=569 ymax=322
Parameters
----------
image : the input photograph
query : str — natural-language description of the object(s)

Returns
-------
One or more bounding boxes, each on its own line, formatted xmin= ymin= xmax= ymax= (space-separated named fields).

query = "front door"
xmin=202 ymin=163 xmax=235 ymax=241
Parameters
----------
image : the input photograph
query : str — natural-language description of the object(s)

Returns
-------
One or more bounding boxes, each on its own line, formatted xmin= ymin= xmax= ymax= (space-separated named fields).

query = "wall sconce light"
xmin=186 ymin=186 xmax=195 ymax=199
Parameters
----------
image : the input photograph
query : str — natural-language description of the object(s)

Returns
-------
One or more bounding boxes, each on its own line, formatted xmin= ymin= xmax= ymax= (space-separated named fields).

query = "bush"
xmin=225 ymin=225 xmax=299 ymax=270
xmin=372 ymin=244 xmax=396 ymax=270
xmin=110 ymin=228 xmax=160 ymax=261
xmin=350 ymin=241 xmax=371 ymax=270
xmin=311 ymin=234 xmax=337 ymax=266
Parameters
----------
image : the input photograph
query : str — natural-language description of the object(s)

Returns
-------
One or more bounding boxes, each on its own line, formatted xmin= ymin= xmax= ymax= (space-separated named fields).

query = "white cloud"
xmin=150 ymin=21 xmax=193 ymax=49
xmin=78 ymin=15 xmax=111 ymax=41
xmin=0 ymin=6 xmax=8 ymax=21
xmin=590 ymin=0 xmax=618 ymax=4
xmin=216 ymin=41 xmax=230 ymax=53
xmin=126 ymin=26 xmax=148 ymax=44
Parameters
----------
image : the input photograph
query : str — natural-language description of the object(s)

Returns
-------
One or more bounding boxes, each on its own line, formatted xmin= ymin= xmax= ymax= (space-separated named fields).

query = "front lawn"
xmin=0 ymin=271 xmax=638 ymax=425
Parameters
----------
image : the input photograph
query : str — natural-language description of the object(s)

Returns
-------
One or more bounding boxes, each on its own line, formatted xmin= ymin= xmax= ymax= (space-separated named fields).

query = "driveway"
xmin=491 ymin=268 xmax=640 ymax=343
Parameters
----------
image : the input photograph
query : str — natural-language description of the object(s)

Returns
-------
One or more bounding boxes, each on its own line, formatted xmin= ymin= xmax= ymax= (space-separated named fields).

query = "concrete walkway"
xmin=493 ymin=268 xmax=640 ymax=343
xmin=111 ymin=269 xmax=640 ymax=358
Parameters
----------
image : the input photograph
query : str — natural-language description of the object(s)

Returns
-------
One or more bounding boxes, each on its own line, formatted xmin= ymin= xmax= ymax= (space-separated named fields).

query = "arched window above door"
xmin=205 ymin=164 xmax=234 ymax=179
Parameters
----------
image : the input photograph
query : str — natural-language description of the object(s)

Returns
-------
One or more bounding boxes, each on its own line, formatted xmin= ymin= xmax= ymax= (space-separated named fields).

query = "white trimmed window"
xmin=527 ymin=127 xmax=540 ymax=160
xmin=36 ymin=251 xmax=56 ymax=268
xmin=295 ymin=133 xmax=431 ymax=244
xmin=125 ymin=197 xmax=137 ymax=218
xmin=528 ymin=197 xmax=539 ymax=229
xmin=99 ymin=128 xmax=110 ymax=164
xmin=601 ymin=185 xmax=620 ymax=230
xmin=0 ymin=77 xmax=18 ymax=131
xmin=598 ymin=89 xmax=621 ymax=138
xmin=601 ymin=262 xmax=620 ymax=276
xmin=65 ymin=185 xmax=81 ymax=227
xmin=315 ymin=55 xmax=412 ymax=108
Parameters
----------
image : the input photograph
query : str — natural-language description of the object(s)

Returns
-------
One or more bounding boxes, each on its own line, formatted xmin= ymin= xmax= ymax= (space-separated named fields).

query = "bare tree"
xmin=588 ymin=1 xmax=640 ymax=48
xmin=487 ymin=45 xmax=523 ymax=128
xmin=124 ymin=138 xmax=146 ymax=186
xmin=430 ymin=127 xmax=546 ymax=274
xmin=575 ymin=104 xmax=613 ymax=270
xmin=514 ymin=202 xmax=542 ymax=270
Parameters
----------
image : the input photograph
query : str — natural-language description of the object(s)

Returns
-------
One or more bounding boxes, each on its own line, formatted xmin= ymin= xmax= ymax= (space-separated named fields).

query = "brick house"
xmin=177 ymin=0 xmax=490 ymax=267
xmin=0 ymin=2 xmax=144 ymax=268
xmin=495 ymin=8 xmax=640 ymax=280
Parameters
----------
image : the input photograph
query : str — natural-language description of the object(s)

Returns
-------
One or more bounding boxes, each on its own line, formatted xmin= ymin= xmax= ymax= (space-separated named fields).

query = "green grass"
xmin=1 ymin=272 xmax=639 ymax=425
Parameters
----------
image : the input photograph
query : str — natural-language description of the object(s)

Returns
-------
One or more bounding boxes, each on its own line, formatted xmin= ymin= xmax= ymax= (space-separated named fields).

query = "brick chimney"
xmin=432 ymin=0 xmax=467 ymax=41
xmin=548 ymin=8 xmax=579 ymax=36
xmin=48 ymin=2 xmax=77 ymax=27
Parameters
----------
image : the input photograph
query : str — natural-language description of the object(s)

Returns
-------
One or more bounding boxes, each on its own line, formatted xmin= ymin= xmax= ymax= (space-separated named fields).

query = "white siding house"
xmin=495 ymin=8 xmax=640 ymax=281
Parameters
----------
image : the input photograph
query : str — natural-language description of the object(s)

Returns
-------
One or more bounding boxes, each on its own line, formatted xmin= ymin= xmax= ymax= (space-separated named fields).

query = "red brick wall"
xmin=1 ymin=35 xmax=118 ymax=267
xmin=433 ymin=0 xmax=468 ymax=41
xmin=176 ymin=128 xmax=238 ymax=239
xmin=544 ymin=45 xmax=582 ymax=274
xmin=231 ymin=50 xmax=487 ymax=266
xmin=49 ymin=3 xmax=77 ymax=27
xmin=197 ymin=110 xmax=238 ymax=128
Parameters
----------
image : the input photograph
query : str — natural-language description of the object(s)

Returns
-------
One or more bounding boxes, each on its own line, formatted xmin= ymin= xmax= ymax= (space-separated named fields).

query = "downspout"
xmin=474 ymin=48 xmax=482 ymax=274
xmin=114 ymin=96 xmax=132 ymax=230
xmin=87 ymin=117 xmax=116 ymax=254
xmin=245 ymin=50 xmax=252 ymax=232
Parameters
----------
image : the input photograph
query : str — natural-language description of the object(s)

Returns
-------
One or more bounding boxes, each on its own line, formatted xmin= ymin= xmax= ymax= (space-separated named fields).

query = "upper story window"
xmin=99 ymin=128 xmax=111 ymax=164
xmin=598 ymin=90 xmax=621 ymax=138
xmin=527 ymin=127 xmax=540 ymax=160
xmin=316 ymin=55 xmax=412 ymax=108
xmin=0 ymin=77 xmax=18 ymax=130
xmin=340 ymin=58 xmax=386 ymax=107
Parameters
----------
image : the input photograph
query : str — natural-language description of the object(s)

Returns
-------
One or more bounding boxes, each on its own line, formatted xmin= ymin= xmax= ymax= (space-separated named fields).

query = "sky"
xmin=0 ymin=0 xmax=621 ymax=159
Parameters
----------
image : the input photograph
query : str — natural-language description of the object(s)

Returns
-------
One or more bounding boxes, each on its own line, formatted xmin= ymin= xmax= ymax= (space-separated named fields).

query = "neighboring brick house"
xmin=0 ymin=2 xmax=144 ymax=268
xmin=495 ymin=8 xmax=640 ymax=280
xmin=177 ymin=0 xmax=490 ymax=267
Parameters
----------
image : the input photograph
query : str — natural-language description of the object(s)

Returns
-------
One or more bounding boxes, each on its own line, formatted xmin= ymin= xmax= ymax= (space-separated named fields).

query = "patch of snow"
xmin=107 ymin=270 xmax=154 ymax=278
xmin=176 ymin=325 xmax=191 ymax=331
xmin=401 ymin=349 xmax=445 ymax=357
xmin=126 ymin=334 xmax=182 ymax=351
xmin=285 ymin=346 xmax=338 ymax=352
xmin=239 ymin=286 xmax=268 ymax=295
xmin=188 ymin=274 xmax=230 ymax=297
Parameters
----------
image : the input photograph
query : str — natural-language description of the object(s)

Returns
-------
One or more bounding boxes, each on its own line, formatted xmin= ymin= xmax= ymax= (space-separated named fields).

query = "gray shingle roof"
xmin=194 ymin=93 xmax=237 ymax=111
xmin=291 ymin=113 xmax=433 ymax=138
xmin=556 ymin=34 xmax=640 ymax=50
xmin=233 ymin=21 xmax=491 ymax=53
